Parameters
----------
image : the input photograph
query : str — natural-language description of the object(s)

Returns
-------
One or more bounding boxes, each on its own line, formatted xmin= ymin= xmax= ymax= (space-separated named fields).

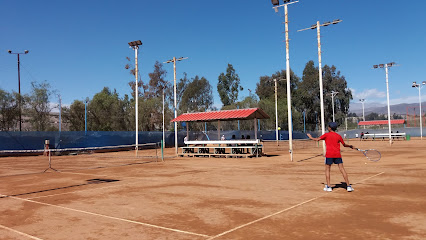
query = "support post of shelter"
xmin=186 ymin=122 xmax=189 ymax=140
xmin=218 ymin=120 xmax=221 ymax=140
xmin=254 ymin=118 xmax=258 ymax=140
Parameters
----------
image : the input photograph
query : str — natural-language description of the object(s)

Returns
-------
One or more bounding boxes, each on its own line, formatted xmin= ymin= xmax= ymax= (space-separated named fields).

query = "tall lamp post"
xmin=298 ymin=19 xmax=342 ymax=155
xmin=272 ymin=78 xmax=285 ymax=145
xmin=359 ymin=99 xmax=366 ymax=129
xmin=7 ymin=49 xmax=29 ymax=131
xmin=58 ymin=94 xmax=62 ymax=133
xmin=412 ymin=81 xmax=426 ymax=140
xmin=164 ymin=57 xmax=188 ymax=155
xmin=128 ymin=40 xmax=143 ymax=155
xmin=271 ymin=0 xmax=298 ymax=161
xmin=329 ymin=91 xmax=339 ymax=122
xmin=85 ymin=97 xmax=89 ymax=134
xmin=373 ymin=62 xmax=396 ymax=146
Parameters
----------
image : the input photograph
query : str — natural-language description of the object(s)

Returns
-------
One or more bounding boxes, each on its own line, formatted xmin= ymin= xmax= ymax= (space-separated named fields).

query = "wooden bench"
xmin=362 ymin=133 xmax=406 ymax=140
xmin=180 ymin=140 xmax=263 ymax=158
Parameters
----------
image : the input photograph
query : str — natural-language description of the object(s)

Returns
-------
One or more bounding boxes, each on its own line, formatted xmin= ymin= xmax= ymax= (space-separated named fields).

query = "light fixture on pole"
xmin=412 ymin=81 xmax=426 ymax=140
xmin=271 ymin=0 xmax=298 ymax=161
xmin=7 ymin=49 xmax=29 ymax=131
xmin=329 ymin=91 xmax=339 ymax=122
xmin=128 ymin=40 xmax=143 ymax=155
xmin=298 ymin=19 xmax=342 ymax=155
xmin=373 ymin=62 xmax=397 ymax=146
xmin=164 ymin=57 xmax=188 ymax=155
xmin=359 ymin=99 xmax=366 ymax=129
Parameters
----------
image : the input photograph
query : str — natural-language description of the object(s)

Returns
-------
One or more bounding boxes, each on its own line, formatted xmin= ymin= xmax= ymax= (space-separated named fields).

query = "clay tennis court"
xmin=1 ymin=138 xmax=425 ymax=239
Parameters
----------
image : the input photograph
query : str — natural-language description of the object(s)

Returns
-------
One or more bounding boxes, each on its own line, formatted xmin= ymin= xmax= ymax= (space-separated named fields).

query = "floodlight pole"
xmin=162 ymin=88 xmax=165 ymax=147
xmin=412 ymin=81 xmax=425 ymax=140
xmin=359 ymin=99 xmax=366 ymax=129
xmin=272 ymin=78 xmax=285 ymax=145
xmin=272 ymin=0 xmax=298 ymax=161
xmin=135 ymin=47 xmax=139 ymax=154
xmin=164 ymin=57 xmax=188 ymax=155
xmin=385 ymin=65 xmax=392 ymax=145
xmin=58 ymin=94 xmax=62 ymax=133
xmin=330 ymin=91 xmax=338 ymax=122
xmin=85 ymin=98 xmax=88 ymax=134
xmin=274 ymin=78 xmax=279 ymax=145
xmin=8 ymin=50 xmax=29 ymax=131
xmin=373 ymin=62 xmax=396 ymax=146
xmin=298 ymin=19 xmax=342 ymax=156
xmin=128 ymin=40 xmax=142 ymax=155
xmin=317 ymin=21 xmax=326 ymax=155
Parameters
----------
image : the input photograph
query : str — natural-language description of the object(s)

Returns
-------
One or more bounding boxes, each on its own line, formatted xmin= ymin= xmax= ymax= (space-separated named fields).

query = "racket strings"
xmin=364 ymin=150 xmax=381 ymax=162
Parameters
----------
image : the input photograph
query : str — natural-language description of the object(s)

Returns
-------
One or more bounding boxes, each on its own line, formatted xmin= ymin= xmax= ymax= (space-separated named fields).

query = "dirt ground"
xmin=0 ymin=138 xmax=425 ymax=239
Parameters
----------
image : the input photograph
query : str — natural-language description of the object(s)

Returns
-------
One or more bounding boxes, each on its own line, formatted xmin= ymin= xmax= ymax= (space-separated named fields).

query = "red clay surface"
xmin=0 ymin=138 xmax=425 ymax=239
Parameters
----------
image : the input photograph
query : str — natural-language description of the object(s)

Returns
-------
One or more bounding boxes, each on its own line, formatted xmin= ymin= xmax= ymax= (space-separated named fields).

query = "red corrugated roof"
xmin=358 ymin=119 xmax=405 ymax=126
xmin=171 ymin=108 xmax=270 ymax=122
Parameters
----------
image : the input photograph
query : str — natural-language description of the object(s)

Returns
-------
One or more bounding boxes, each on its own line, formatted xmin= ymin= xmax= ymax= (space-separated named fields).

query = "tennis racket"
xmin=355 ymin=148 xmax=381 ymax=162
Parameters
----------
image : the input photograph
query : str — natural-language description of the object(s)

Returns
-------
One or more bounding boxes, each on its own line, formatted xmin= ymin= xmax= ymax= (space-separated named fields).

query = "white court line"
xmin=3 ymin=194 xmax=210 ymax=238
xmin=0 ymin=224 xmax=43 ymax=240
xmin=27 ymin=171 xmax=173 ymax=200
xmin=353 ymin=172 xmax=385 ymax=184
xmin=207 ymin=171 xmax=386 ymax=240
xmin=27 ymin=179 xmax=142 ymax=200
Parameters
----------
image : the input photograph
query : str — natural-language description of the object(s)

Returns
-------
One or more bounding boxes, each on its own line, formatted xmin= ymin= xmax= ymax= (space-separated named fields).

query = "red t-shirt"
xmin=319 ymin=132 xmax=345 ymax=158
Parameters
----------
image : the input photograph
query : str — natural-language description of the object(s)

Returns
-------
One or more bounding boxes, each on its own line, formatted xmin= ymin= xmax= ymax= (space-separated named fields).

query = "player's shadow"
xmin=333 ymin=182 xmax=348 ymax=189
xmin=297 ymin=153 xmax=323 ymax=162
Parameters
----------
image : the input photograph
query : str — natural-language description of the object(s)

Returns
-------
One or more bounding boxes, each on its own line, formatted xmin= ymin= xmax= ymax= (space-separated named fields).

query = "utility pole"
xmin=164 ymin=57 xmax=188 ymax=155
xmin=272 ymin=0 xmax=298 ymax=161
xmin=85 ymin=97 xmax=89 ymax=134
xmin=58 ymin=95 xmax=62 ymax=133
xmin=330 ymin=91 xmax=339 ymax=122
xmin=128 ymin=40 xmax=143 ymax=155
xmin=7 ymin=49 xmax=29 ymax=131
xmin=298 ymin=19 xmax=342 ymax=155
xmin=359 ymin=99 xmax=366 ymax=129
xmin=412 ymin=81 xmax=425 ymax=140
xmin=272 ymin=78 xmax=285 ymax=146
xmin=373 ymin=62 xmax=397 ymax=146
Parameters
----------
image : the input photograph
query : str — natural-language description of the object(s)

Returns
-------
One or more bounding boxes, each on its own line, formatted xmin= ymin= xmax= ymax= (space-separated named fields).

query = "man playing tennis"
xmin=307 ymin=122 xmax=355 ymax=192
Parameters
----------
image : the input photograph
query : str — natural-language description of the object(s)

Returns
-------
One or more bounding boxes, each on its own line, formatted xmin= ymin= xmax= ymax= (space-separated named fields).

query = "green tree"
xmin=294 ymin=61 xmax=320 ymax=131
xmin=125 ymin=56 xmax=146 ymax=98
xmin=295 ymin=61 xmax=352 ymax=131
xmin=321 ymin=65 xmax=352 ymax=125
xmin=392 ymin=113 xmax=403 ymax=119
xmin=26 ymin=81 xmax=54 ymax=131
xmin=217 ymin=64 xmax=243 ymax=106
xmin=147 ymin=61 xmax=170 ymax=99
xmin=88 ymin=87 xmax=127 ymax=131
xmin=63 ymin=100 xmax=85 ymax=131
xmin=255 ymin=70 xmax=301 ymax=131
xmin=179 ymin=75 xmax=213 ymax=113
xmin=0 ymin=89 xmax=20 ymax=131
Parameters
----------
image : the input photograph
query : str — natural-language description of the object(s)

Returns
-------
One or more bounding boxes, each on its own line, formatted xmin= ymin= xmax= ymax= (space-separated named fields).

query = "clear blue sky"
xmin=1 ymin=0 xmax=425 ymax=111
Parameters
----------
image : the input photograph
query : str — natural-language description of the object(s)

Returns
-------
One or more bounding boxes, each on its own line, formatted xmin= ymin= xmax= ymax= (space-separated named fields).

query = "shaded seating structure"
xmin=358 ymin=119 xmax=407 ymax=140
xmin=171 ymin=108 xmax=270 ymax=158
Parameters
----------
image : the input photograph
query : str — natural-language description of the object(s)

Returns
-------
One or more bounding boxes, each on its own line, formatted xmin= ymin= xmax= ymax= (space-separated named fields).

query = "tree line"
xmin=0 ymin=60 xmax=353 ymax=132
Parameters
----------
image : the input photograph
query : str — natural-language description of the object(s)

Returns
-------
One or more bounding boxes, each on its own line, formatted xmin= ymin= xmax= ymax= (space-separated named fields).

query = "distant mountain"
xmin=349 ymin=102 xmax=426 ymax=116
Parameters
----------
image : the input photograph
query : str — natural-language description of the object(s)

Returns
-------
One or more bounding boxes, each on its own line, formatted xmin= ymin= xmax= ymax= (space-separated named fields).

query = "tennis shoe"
xmin=347 ymin=185 xmax=354 ymax=192
xmin=323 ymin=185 xmax=332 ymax=192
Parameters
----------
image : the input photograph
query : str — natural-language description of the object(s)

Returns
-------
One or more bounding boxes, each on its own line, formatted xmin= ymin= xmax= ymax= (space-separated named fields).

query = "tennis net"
xmin=0 ymin=143 xmax=160 ymax=176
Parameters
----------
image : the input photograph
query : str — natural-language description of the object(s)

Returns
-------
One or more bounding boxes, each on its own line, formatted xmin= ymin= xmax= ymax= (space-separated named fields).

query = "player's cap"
xmin=328 ymin=122 xmax=338 ymax=130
